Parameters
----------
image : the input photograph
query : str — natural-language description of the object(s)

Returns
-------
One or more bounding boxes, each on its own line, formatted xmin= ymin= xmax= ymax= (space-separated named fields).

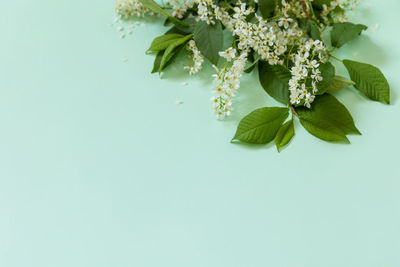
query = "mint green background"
xmin=1 ymin=1 xmax=400 ymax=266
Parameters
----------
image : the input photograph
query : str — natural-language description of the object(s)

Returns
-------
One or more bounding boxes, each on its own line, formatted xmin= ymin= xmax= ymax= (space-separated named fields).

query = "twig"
xmin=328 ymin=53 xmax=343 ymax=62
xmin=290 ymin=105 xmax=299 ymax=118
xmin=300 ymin=0 xmax=311 ymax=20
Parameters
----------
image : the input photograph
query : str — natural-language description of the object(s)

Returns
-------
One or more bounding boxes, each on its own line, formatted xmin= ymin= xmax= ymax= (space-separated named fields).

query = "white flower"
xmin=115 ymin=0 xmax=149 ymax=18
xmin=219 ymin=47 xmax=237 ymax=61
xmin=184 ymin=40 xmax=204 ymax=75
xmin=304 ymin=93 xmax=315 ymax=108
xmin=278 ymin=17 xmax=293 ymax=29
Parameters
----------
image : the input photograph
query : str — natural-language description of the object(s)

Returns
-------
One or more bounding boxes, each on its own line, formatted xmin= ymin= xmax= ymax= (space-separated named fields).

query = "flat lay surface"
xmin=0 ymin=0 xmax=399 ymax=266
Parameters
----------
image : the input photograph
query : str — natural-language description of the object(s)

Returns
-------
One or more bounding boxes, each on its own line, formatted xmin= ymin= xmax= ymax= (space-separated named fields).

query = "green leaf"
xmin=326 ymin=75 xmax=355 ymax=93
xmin=159 ymin=34 xmax=193 ymax=72
xmin=296 ymin=94 xmax=360 ymax=142
xmin=151 ymin=51 xmax=163 ymax=73
xmin=330 ymin=22 xmax=367 ymax=48
xmin=298 ymin=116 xmax=349 ymax=142
xmin=138 ymin=0 xmax=190 ymax=27
xmin=308 ymin=20 xmax=321 ymax=40
xmin=275 ymin=119 xmax=295 ymax=152
xmin=244 ymin=53 xmax=261 ymax=73
xmin=316 ymin=62 xmax=335 ymax=95
xmin=258 ymin=0 xmax=276 ymax=19
xmin=299 ymin=19 xmax=321 ymax=40
xmin=343 ymin=59 xmax=390 ymax=104
xmin=313 ymin=0 xmax=334 ymax=9
xmin=194 ymin=21 xmax=223 ymax=65
xmin=148 ymin=33 xmax=184 ymax=52
xmin=152 ymin=46 xmax=184 ymax=73
xmin=258 ymin=61 xmax=291 ymax=104
xmin=232 ymin=107 xmax=289 ymax=144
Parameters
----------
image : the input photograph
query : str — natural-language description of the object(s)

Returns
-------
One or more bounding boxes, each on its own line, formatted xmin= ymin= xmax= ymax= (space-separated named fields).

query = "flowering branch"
xmin=113 ymin=0 xmax=391 ymax=151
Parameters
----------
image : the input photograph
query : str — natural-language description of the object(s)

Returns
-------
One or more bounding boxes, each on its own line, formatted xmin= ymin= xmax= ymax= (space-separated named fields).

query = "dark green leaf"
xmin=169 ymin=17 xmax=196 ymax=34
xmin=275 ymin=119 xmax=295 ymax=152
xmin=138 ymin=0 xmax=190 ymax=27
xmin=308 ymin=20 xmax=321 ymax=40
xmin=194 ymin=21 xmax=223 ymax=65
xmin=330 ymin=22 xmax=367 ymax=48
xmin=299 ymin=19 xmax=321 ymax=40
xmin=232 ymin=107 xmax=289 ymax=144
xmin=244 ymin=53 xmax=260 ymax=73
xmin=343 ymin=59 xmax=390 ymax=104
xmin=258 ymin=0 xmax=276 ymax=19
xmin=313 ymin=0 xmax=333 ymax=9
xmin=148 ymin=33 xmax=184 ymax=52
xmin=296 ymin=94 xmax=360 ymax=142
xmin=151 ymin=51 xmax=163 ymax=73
xmin=326 ymin=75 xmax=355 ymax=93
xmin=258 ymin=61 xmax=290 ymax=104
xmin=316 ymin=62 xmax=335 ymax=94
xmin=298 ymin=116 xmax=349 ymax=142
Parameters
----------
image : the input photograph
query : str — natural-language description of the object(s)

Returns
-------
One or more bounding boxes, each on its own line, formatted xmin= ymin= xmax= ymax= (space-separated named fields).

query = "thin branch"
xmin=290 ymin=106 xmax=300 ymax=118
xmin=300 ymin=0 xmax=311 ymax=20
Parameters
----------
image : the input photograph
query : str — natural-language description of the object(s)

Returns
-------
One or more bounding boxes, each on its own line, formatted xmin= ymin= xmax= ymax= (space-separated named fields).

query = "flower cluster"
xmin=184 ymin=40 xmax=204 ymax=75
xmin=211 ymin=49 xmax=248 ymax=119
xmin=289 ymin=39 xmax=327 ymax=107
xmin=228 ymin=5 xmax=301 ymax=66
xmin=114 ymin=0 xmax=357 ymax=118
xmin=112 ymin=0 xmax=390 ymax=149
xmin=320 ymin=0 xmax=360 ymax=23
xmin=194 ymin=0 xmax=218 ymax=24
xmin=166 ymin=0 xmax=194 ymax=19
xmin=216 ymin=1 xmax=328 ymax=110
xmin=114 ymin=0 xmax=148 ymax=18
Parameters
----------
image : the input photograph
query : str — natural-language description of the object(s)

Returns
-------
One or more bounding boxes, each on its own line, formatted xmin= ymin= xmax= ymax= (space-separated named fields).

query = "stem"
xmin=290 ymin=105 xmax=299 ymax=118
xmin=329 ymin=53 xmax=343 ymax=62
xmin=300 ymin=0 xmax=311 ymax=20
xmin=309 ymin=1 xmax=316 ymax=19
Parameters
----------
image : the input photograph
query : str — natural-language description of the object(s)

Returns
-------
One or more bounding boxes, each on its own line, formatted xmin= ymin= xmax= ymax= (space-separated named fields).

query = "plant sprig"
xmin=114 ymin=0 xmax=390 ymax=152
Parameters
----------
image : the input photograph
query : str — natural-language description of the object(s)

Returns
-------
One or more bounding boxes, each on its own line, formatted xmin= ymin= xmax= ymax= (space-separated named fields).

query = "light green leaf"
xmin=259 ymin=0 xmax=276 ymax=19
xmin=275 ymin=119 xmax=295 ymax=152
xmin=316 ymin=62 xmax=335 ymax=95
xmin=330 ymin=22 xmax=367 ymax=48
xmin=258 ymin=61 xmax=291 ymax=104
xmin=296 ymin=94 xmax=360 ymax=142
xmin=232 ymin=107 xmax=289 ymax=144
xmin=194 ymin=21 xmax=223 ymax=65
xmin=138 ymin=0 xmax=190 ymax=27
xmin=151 ymin=46 xmax=184 ymax=73
xmin=148 ymin=34 xmax=184 ymax=52
xmin=327 ymin=75 xmax=355 ymax=93
xmin=159 ymin=34 xmax=193 ymax=72
xmin=343 ymin=59 xmax=390 ymax=104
